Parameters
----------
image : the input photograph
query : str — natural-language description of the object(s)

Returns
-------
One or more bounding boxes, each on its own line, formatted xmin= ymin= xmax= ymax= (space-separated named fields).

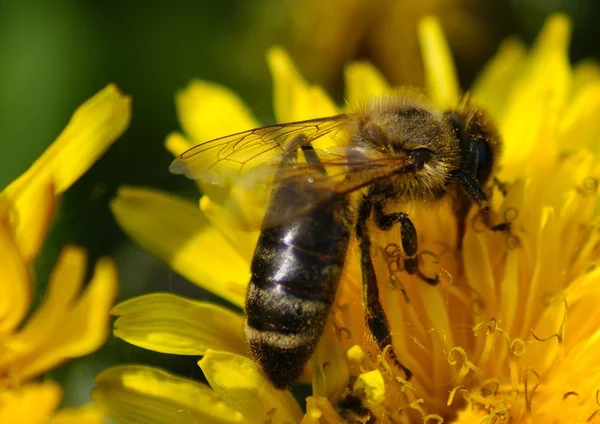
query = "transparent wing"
xmin=223 ymin=147 xmax=412 ymax=231
xmin=169 ymin=115 xmax=350 ymax=186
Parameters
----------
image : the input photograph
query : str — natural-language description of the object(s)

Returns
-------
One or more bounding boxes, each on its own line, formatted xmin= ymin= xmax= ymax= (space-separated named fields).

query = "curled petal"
xmin=93 ymin=365 xmax=244 ymax=424
xmin=199 ymin=350 xmax=303 ymax=423
xmin=3 ymin=84 xmax=130 ymax=260
xmin=113 ymin=293 xmax=246 ymax=356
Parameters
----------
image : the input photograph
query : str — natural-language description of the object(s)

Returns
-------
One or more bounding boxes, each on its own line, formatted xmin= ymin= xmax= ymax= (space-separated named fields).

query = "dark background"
xmin=1 ymin=0 xmax=598 ymax=408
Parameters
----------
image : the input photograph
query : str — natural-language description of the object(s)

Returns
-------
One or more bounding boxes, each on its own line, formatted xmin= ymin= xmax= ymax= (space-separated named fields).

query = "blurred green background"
xmin=1 ymin=0 xmax=599 ymax=411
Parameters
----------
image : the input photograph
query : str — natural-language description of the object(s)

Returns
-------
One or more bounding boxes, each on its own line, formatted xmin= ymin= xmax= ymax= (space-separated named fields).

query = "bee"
xmin=170 ymin=94 xmax=509 ymax=390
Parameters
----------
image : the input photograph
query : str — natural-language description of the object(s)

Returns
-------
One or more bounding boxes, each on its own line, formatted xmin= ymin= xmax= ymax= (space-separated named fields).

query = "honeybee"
xmin=170 ymin=94 xmax=509 ymax=390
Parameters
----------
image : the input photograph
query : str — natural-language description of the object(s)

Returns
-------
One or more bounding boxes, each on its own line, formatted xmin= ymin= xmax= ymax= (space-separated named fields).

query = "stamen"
xmin=588 ymin=390 xmax=600 ymax=422
xmin=451 ymin=282 xmax=485 ymax=315
xmin=507 ymin=338 xmax=527 ymax=389
xmin=473 ymin=319 xmax=498 ymax=364
xmin=576 ymin=176 xmax=599 ymax=195
xmin=524 ymin=367 xmax=540 ymax=412
xmin=448 ymin=347 xmax=483 ymax=381
xmin=422 ymin=414 xmax=444 ymax=423
xmin=447 ymin=386 xmax=469 ymax=406
xmin=480 ymin=379 xmax=501 ymax=398
xmin=531 ymin=297 xmax=567 ymax=361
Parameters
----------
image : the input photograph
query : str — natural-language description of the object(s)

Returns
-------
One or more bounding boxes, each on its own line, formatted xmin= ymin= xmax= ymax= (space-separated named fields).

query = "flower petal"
xmin=49 ymin=404 xmax=105 ymax=424
xmin=0 ymin=199 xmax=31 ymax=335
xmin=571 ymin=59 xmax=600 ymax=98
xmin=199 ymin=350 xmax=303 ymax=423
xmin=558 ymin=82 xmax=600 ymax=152
xmin=267 ymin=47 xmax=338 ymax=124
xmin=3 ymin=252 xmax=117 ymax=383
xmin=418 ymin=16 xmax=460 ymax=109
xmin=471 ymin=38 xmax=527 ymax=121
xmin=111 ymin=187 xmax=249 ymax=307
xmin=176 ymin=80 xmax=259 ymax=144
xmin=3 ymin=84 xmax=131 ymax=260
xmin=0 ymin=247 xmax=86 ymax=370
xmin=0 ymin=382 xmax=61 ymax=424
xmin=4 ymin=176 xmax=55 ymax=261
xmin=303 ymin=397 xmax=346 ymax=424
xmin=112 ymin=293 xmax=246 ymax=356
xmin=310 ymin=317 xmax=349 ymax=400
xmin=92 ymin=365 xmax=244 ymax=424
xmin=5 ymin=84 xmax=130 ymax=196
xmin=500 ymin=14 xmax=572 ymax=173
xmin=344 ymin=62 xmax=390 ymax=107
xmin=199 ymin=196 xmax=259 ymax=262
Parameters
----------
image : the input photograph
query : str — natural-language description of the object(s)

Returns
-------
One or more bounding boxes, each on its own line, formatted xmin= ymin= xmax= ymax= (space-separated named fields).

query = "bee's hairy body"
xmin=243 ymin=96 xmax=503 ymax=389
xmin=170 ymin=94 xmax=506 ymax=391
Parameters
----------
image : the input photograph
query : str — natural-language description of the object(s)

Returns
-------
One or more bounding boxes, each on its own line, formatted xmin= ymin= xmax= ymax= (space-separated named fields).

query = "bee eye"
xmin=472 ymin=141 xmax=493 ymax=183
xmin=409 ymin=148 xmax=432 ymax=168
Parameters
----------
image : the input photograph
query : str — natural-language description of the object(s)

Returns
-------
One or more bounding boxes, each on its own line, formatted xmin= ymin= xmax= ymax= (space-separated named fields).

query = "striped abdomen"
xmin=245 ymin=183 xmax=350 ymax=389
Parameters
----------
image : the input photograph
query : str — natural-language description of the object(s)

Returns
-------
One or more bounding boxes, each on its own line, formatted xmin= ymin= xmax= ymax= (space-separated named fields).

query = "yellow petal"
xmin=3 ymin=84 xmax=131 ymax=260
xmin=571 ymin=58 xmax=600 ymax=98
xmin=5 ymin=84 xmax=131 ymax=195
xmin=4 ymin=176 xmax=55 ymax=261
xmin=165 ymin=131 xmax=194 ymax=158
xmin=303 ymin=397 xmax=345 ymax=424
xmin=176 ymin=80 xmax=259 ymax=143
xmin=112 ymin=293 xmax=246 ymax=356
xmin=558 ymin=82 xmax=600 ymax=152
xmin=418 ymin=16 xmax=460 ymax=109
xmin=111 ymin=187 xmax=248 ymax=307
xmin=5 ymin=253 xmax=117 ymax=383
xmin=344 ymin=62 xmax=390 ymax=107
xmin=310 ymin=318 xmax=349 ymax=400
xmin=0 ymin=382 xmax=61 ymax=424
xmin=471 ymin=38 xmax=527 ymax=121
xmin=0 ymin=199 xmax=31 ymax=335
xmin=500 ymin=14 xmax=572 ymax=173
xmin=92 ymin=365 xmax=244 ymax=424
xmin=199 ymin=350 xmax=303 ymax=423
xmin=49 ymin=404 xmax=105 ymax=424
xmin=0 ymin=247 xmax=86 ymax=368
xmin=199 ymin=196 xmax=258 ymax=262
xmin=267 ymin=47 xmax=338 ymax=124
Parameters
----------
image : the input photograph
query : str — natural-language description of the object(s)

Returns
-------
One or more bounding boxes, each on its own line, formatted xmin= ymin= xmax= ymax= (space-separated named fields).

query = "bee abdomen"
xmin=245 ymin=211 xmax=350 ymax=388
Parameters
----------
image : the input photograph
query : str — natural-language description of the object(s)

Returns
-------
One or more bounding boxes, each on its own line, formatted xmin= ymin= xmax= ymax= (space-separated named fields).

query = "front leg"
xmin=452 ymin=170 xmax=511 ymax=232
xmin=373 ymin=203 xmax=439 ymax=285
xmin=356 ymin=196 xmax=412 ymax=381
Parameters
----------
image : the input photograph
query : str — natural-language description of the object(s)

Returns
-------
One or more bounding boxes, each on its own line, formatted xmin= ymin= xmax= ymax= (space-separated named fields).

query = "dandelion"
xmin=0 ymin=85 xmax=130 ymax=423
xmin=95 ymin=14 xmax=600 ymax=423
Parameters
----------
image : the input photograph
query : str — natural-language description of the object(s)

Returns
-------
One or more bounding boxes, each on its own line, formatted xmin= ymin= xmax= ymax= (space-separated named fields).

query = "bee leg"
xmin=373 ymin=203 xmax=439 ymax=285
xmin=452 ymin=170 xmax=511 ymax=232
xmin=357 ymin=196 xmax=413 ymax=381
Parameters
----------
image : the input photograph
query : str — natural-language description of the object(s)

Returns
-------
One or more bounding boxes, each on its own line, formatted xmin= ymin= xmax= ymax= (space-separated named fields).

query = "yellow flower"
xmin=95 ymin=14 xmax=600 ymax=423
xmin=0 ymin=85 xmax=130 ymax=423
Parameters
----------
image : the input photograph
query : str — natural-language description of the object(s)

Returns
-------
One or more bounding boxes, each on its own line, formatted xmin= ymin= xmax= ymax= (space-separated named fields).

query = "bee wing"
xmin=169 ymin=115 xmax=350 ymax=186
xmin=222 ymin=147 xmax=412 ymax=231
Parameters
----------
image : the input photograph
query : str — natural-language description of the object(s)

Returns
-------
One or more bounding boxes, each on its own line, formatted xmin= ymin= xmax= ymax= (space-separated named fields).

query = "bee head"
xmin=445 ymin=106 xmax=501 ymax=187
xmin=355 ymin=99 xmax=463 ymax=201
